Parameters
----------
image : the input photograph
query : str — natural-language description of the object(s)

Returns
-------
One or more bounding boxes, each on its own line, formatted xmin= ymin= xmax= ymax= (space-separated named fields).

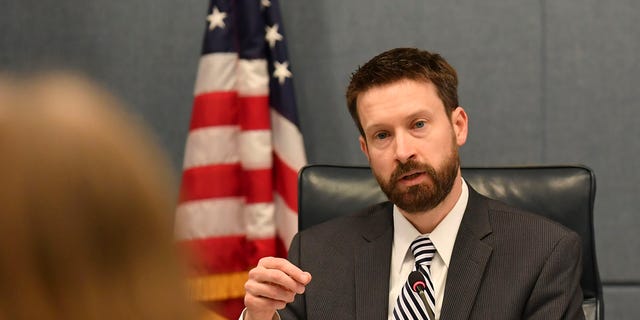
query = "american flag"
xmin=175 ymin=0 xmax=306 ymax=318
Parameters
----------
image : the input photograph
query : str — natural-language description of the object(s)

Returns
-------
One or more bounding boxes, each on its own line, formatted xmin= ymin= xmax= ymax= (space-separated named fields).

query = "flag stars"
xmin=265 ymin=24 xmax=283 ymax=49
xmin=273 ymin=61 xmax=292 ymax=85
xmin=207 ymin=6 xmax=227 ymax=31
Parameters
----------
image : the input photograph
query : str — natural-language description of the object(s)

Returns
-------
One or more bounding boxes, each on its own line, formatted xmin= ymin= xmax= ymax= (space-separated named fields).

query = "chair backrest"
xmin=298 ymin=164 xmax=603 ymax=320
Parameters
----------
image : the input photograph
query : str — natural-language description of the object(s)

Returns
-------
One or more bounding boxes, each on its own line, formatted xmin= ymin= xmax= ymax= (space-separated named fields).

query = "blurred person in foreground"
xmin=0 ymin=73 xmax=198 ymax=320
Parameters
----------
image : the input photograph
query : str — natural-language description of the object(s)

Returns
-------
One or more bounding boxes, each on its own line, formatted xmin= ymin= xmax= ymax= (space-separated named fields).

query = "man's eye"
xmin=375 ymin=132 xmax=389 ymax=140
xmin=414 ymin=121 xmax=426 ymax=128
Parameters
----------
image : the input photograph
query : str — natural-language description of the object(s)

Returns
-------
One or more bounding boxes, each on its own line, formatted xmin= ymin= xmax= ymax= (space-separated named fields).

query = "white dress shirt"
xmin=388 ymin=178 xmax=469 ymax=320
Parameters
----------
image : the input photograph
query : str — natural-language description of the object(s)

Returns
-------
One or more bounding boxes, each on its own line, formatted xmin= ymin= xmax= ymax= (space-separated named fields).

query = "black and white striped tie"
xmin=392 ymin=236 xmax=436 ymax=320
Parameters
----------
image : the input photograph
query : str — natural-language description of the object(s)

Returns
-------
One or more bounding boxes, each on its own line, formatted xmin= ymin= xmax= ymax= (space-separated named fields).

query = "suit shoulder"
xmin=298 ymin=201 xmax=393 ymax=237
xmin=484 ymin=198 xmax=580 ymax=243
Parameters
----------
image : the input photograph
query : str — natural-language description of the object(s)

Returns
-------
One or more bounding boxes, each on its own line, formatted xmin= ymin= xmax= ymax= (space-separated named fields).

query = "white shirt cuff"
xmin=238 ymin=308 xmax=281 ymax=320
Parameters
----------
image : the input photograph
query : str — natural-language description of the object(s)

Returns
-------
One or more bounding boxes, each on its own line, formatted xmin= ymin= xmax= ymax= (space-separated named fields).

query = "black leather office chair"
xmin=298 ymin=164 xmax=603 ymax=320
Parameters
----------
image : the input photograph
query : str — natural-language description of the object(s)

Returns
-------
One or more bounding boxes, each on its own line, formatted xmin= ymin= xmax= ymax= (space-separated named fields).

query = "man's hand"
xmin=244 ymin=257 xmax=312 ymax=320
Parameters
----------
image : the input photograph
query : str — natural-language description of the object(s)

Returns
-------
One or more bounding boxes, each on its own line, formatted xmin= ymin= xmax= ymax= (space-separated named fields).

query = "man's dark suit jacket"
xmin=280 ymin=187 xmax=585 ymax=320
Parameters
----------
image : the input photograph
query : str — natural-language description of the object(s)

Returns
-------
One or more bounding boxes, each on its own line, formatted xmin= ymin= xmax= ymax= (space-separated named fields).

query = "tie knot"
xmin=411 ymin=236 xmax=435 ymax=267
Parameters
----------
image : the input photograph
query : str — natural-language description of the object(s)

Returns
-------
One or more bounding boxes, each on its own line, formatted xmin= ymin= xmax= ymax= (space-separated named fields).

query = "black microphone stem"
xmin=419 ymin=291 xmax=435 ymax=320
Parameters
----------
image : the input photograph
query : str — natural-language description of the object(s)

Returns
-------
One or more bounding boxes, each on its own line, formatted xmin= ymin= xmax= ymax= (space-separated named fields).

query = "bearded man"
xmin=241 ymin=48 xmax=585 ymax=320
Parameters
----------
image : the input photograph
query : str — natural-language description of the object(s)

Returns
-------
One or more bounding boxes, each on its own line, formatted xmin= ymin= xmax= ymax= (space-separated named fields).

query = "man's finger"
xmin=249 ymin=265 xmax=306 ymax=294
xmin=258 ymin=257 xmax=312 ymax=285
xmin=245 ymin=280 xmax=297 ymax=303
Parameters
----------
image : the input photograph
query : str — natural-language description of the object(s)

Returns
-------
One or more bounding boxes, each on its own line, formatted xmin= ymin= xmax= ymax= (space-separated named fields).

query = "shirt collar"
xmin=392 ymin=178 xmax=469 ymax=268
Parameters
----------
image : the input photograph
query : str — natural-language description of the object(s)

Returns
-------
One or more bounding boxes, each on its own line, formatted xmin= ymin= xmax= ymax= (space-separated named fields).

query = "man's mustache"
xmin=390 ymin=160 xmax=437 ymax=184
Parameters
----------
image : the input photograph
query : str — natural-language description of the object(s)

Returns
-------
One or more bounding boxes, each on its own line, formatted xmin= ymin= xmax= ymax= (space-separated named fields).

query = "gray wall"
xmin=2 ymin=0 xmax=638 ymax=318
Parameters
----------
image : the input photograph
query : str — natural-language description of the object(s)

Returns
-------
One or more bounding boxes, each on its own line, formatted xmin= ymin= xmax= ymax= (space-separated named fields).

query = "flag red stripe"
xmin=239 ymin=96 xmax=270 ymax=130
xmin=181 ymin=236 xmax=282 ymax=274
xmin=244 ymin=168 xmax=273 ymax=203
xmin=190 ymin=91 xmax=238 ymax=130
xmin=273 ymin=154 xmax=299 ymax=212
xmin=204 ymin=298 xmax=245 ymax=320
xmin=179 ymin=165 xmax=274 ymax=204
xmin=181 ymin=235 xmax=247 ymax=274
xmin=189 ymin=92 xmax=270 ymax=131
xmin=179 ymin=163 xmax=242 ymax=203
xmin=275 ymin=233 xmax=288 ymax=259
xmin=246 ymin=237 xmax=277 ymax=267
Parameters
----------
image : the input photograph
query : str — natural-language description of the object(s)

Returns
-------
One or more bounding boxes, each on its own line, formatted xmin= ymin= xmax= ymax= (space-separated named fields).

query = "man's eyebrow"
xmin=406 ymin=110 xmax=432 ymax=120
xmin=363 ymin=123 xmax=386 ymax=134
xmin=364 ymin=110 xmax=435 ymax=132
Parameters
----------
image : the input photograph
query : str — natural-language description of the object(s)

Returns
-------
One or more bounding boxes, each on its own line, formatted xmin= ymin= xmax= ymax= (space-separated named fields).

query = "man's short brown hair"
xmin=346 ymin=48 xmax=459 ymax=137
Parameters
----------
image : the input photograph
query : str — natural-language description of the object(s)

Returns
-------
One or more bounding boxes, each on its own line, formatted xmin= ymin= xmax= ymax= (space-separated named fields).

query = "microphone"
xmin=409 ymin=270 xmax=426 ymax=293
xmin=408 ymin=270 xmax=435 ymax=319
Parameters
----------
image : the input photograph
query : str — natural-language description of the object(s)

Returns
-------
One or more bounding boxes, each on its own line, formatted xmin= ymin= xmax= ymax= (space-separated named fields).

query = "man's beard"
xmin=374 ymin=148 xmax=460 ymax=213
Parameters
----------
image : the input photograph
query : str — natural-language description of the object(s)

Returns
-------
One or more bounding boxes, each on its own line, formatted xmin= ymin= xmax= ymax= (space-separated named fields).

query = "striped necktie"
xmin=392 ymin=236 xmax=436 ymax=320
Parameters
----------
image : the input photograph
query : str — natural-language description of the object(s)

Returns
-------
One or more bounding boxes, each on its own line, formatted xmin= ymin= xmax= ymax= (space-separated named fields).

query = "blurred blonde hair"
xmin=0 ymin=72 xmax=197 ymax=320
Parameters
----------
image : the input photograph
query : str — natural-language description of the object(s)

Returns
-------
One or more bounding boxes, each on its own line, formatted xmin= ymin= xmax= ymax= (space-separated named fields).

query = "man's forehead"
xmin=357 ymin=80 xmax=442 ymax=111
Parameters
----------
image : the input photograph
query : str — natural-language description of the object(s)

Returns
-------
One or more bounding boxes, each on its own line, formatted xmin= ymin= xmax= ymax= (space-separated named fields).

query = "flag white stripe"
xmin=237 ymin=59 xmax=269 ymax=96
xmin=175 ymin=198 xmax=245 ymax=239
xmin=194 ymin=53 xmax=238 ymax=95
xmin=182 ymin=126 xmax=239 ymax=169
xmin=245 ymin=202 xmax=276 ymax=239
xmin=182 ymin=127 xmax=274 ymax=170
xmin=176 ymin=198 xmax=284 ymax=240
xmin=271 ymin=109 xmax=307 ymax=170
xmin=274 ymin=193 xmax=298 ymax=248
xmin=239 ymin=130 xmax=273 ymax=169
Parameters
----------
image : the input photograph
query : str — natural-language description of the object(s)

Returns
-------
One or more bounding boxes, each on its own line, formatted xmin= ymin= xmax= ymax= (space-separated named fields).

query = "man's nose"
xmin=394 ymin=131 xmax=416 ymax=164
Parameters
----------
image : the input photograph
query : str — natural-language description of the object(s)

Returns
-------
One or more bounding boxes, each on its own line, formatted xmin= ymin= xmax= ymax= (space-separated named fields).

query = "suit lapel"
xmin=440 ymin=188 xmax=493 ymax=320
xmin=354 ymin=203 xmax=394 ymax=320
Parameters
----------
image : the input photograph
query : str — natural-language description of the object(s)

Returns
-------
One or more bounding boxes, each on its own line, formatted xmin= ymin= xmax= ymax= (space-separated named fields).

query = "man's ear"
xmin=359 ymin=135 xmax=370 ymax=161
xmin=451 ymin=107 xmax=468 ymax=147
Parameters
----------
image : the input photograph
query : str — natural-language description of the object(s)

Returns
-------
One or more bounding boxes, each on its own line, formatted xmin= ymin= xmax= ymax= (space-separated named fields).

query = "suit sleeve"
xmin=523 ymin=231 xmax=585 ymax=320
xmin=277 ymin=232 xmax=306 ymax=320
